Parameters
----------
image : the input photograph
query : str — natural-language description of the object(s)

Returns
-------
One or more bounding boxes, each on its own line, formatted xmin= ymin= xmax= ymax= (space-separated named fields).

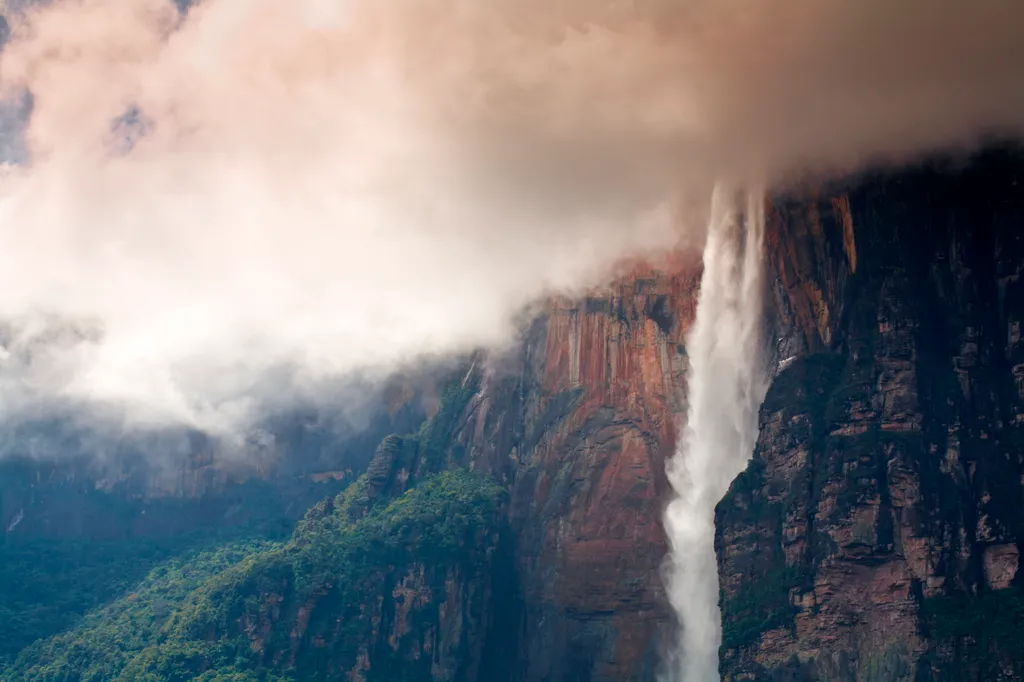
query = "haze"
xmin=0 ymin=0 xmax=1020 ymax=441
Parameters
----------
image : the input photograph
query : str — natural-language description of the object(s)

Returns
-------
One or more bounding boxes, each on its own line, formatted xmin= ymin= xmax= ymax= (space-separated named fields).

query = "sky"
xmin=0 ymin=0 xmax=1021 ymax=447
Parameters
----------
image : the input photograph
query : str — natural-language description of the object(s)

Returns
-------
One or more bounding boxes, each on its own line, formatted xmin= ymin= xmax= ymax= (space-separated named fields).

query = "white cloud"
xmin=0 ymin=0 xmax=1020 ymax=441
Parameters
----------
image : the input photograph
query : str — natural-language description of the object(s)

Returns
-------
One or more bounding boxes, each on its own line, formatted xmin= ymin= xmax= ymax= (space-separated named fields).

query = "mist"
xmin=0 ymin=0 xmax=1021 ymax=443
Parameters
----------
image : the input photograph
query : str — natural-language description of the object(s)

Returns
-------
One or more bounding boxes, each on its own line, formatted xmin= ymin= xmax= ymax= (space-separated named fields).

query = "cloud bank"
xmin=0 ymin=0 xmax=1021 ymax=440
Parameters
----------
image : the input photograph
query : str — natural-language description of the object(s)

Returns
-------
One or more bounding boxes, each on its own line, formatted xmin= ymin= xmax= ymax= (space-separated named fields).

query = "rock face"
xmin=0 ymin=246 xmax=704 ymax=682
xmin=717 ymin=147 xmax=1024 ymax=681
xmin=451 ymin=254 xmax=704 ymax=682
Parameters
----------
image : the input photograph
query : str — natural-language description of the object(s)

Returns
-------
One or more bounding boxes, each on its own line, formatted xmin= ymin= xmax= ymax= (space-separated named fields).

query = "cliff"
xmin=452 ymin=254 xmax=703 ymax=682
xmin=717 ymin=147 xmax=1024 ymax=681
xmin=0 ymin=372 xmax=435 ymax=541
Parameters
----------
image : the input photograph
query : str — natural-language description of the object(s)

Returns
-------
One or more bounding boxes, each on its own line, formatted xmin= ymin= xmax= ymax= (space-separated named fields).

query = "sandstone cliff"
xmin=717 ymin=147 xmax=1024 ymax=681
xmin=451 ymin=255 xmax=703 ymax=682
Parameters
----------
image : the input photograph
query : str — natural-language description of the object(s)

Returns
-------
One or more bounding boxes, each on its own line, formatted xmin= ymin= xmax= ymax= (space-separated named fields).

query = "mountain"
xmin=2 ymin=146 xmax=1024 ymax=682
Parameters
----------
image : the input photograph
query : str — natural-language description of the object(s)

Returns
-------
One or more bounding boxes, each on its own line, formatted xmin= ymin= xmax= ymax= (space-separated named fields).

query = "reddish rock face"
xmin=765 ymin=188 xmax=855 ymax=358
xmin=454 ymin=252 xmax=703 ymax=682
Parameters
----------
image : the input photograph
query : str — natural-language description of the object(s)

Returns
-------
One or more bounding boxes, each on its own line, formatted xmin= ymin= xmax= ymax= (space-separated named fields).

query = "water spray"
xmin=662 ymin=184 xmax=768 ymax=682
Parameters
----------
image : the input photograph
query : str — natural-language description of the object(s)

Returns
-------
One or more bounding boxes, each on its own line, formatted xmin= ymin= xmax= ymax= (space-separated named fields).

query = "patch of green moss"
xmin=918 ymin=586 xmax=1024 ymax=680
xmin=720 ymin=566 xmax=801 ymax=652
xmin=416 ymin=370 xmax=480 ymax=474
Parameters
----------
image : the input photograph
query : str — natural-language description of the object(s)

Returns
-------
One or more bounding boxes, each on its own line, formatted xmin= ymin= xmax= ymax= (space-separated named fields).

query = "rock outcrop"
xmin=717 ymin=147 xmax=1024 ymax=681
xmin=0 ymin=249 xmax=705 ymax=682
xmin=260 ymin=252 xmax=705 ymax=682
xmin=452 ymin=254 xmax=703 ymax=682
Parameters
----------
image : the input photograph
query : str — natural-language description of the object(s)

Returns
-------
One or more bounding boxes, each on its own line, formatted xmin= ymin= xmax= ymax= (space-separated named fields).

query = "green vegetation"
xmin=0 ymin=526 xmax=287 ymax=664
xmin=918 ymin=586 xmax=1024 ymax=679
xmin=1 ymin=538 xmax=281 ymax=681
xmin=1 ymin=470 xmax=506 ymax=682
xmin=0 ymin=537 xmax=177 ymax=660
xmin=416 ymin=374 xmax=479 ymax=472
xmin=0 ymin=363 xmax=486 ymax=679
xmin=720 ymin=566 xmax=800 ymax=652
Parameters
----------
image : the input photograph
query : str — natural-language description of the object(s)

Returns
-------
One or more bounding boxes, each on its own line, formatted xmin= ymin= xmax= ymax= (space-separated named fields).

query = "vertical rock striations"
xmin=453 ymin=253 xmax=703 ymax=682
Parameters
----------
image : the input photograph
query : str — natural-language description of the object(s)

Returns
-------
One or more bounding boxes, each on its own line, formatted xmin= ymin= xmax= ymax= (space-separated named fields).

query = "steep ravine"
xmin=717 ymin=147 xmax=1024 ymax=681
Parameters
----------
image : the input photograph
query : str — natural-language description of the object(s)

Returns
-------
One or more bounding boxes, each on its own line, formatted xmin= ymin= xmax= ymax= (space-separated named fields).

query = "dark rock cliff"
xmin=717 ymin=146 xmax=1024 ymax=681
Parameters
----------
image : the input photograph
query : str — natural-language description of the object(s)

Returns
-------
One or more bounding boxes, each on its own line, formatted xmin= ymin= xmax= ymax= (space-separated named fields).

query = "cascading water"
xmin=662 ymin=184 xmax=769 ymax=682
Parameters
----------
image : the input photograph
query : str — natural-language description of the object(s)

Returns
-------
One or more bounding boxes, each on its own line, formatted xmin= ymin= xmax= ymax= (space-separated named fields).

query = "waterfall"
xmin=662 ymin=184 xmax=769 ymax=682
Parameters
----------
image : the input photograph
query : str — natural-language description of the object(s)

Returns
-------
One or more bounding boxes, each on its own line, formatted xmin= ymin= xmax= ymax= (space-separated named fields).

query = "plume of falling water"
xmin=662 ymin=184 xmax=769 ymax=682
